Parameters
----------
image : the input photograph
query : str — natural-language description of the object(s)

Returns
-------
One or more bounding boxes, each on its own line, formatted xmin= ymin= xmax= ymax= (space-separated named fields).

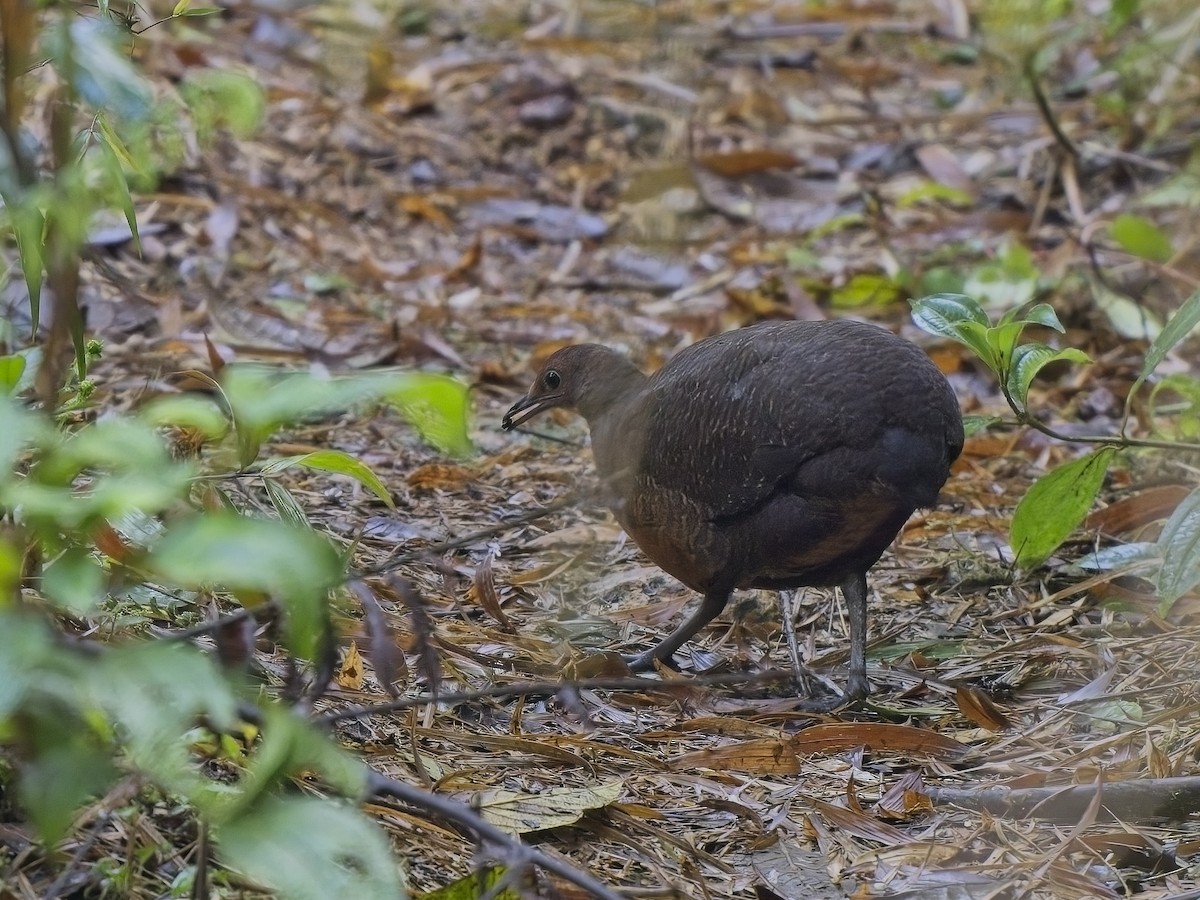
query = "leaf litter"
xmin=15 ymin=0 xmax=1200 ymax=897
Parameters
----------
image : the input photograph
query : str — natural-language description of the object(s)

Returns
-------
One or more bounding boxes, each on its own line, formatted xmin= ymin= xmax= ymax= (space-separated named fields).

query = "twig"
xmin=1024 ymin=53 xmax=1079 ymax=160
xmin=928 ymin=774 xmax=1200 ymax=822
xmin=365 ymin=770 xmax=626 ymax=900
xmin=315 ymin=670 xmax=793 ymax=726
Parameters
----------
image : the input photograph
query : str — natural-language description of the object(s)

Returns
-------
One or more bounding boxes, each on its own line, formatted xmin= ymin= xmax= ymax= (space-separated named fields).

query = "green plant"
xmin=911 ymin=291 xmax=1200 ymax=610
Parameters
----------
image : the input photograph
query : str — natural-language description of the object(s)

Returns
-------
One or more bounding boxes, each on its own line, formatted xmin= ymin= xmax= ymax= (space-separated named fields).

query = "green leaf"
xmin=211 ymin=707 xmax=367 ymax=823
xmin=0 ymin=396 xmax=40 ymax=474
xmin=1136 ymin=288 xmax=1200 ymax=381
xmin=1157 ymin=487 xmax=1200 ymax=612
xmin=19 ymin=726 xmax=119 ymax=846
xmin=1017 ymin=302 xmax=1066 ymax=332
xmin=259 ymin=450 xmax=394 ymax=508
xmin=0 ymin=355 xmax=26 ymax=394
xmin=1012 ymin=447 xmax=1115 ymax=569
xmin=910 ymin=294 xmax=999 ymax=372
xmin=1006 ymin=343 xmax=1091 ymax=406
xmin=263 ymin=478 xmax=311 ymax=528
xmin=138 ymin=394 xmax=230 ymax=439
xmin=42 ymin=548 xmax=107 ymax=616
xmin=422 ymin=867 xmax=516 ymax=900
xmin=149 ymin=515 xmax=342 ymax=660
xmin=50 ymin=20 xmax=153 ymax=121
xmin=0 ymin=613 xmax=54 ymax=718
xmin=180 ymin=71 xmax=265 ymax=138
xmin=93 ymin=643 xmax=238 ymax=789
xmin=830 ymin=273 xmax=903 ymax=308
xmin=215 ymin=796 xmax=404 ymax=900
xmin=961 ymin=414 xmax=1001 ymax=437
xmin=1110 ymin=213 xmax=1173 ymax=263
xmin=385 ymin=374 xmax=473 ymax=457
xmin=10 ymin=205 xmax=45 ymax=326
xmin=1092 ymin=282 xmax=1162 ymax=341
xmin=93 ymin=120 xmax=142 ymax=255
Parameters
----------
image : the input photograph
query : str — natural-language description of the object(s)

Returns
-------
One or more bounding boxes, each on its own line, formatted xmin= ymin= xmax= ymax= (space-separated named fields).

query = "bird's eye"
xmin=544 ymin=370 xmax=562 ymax=389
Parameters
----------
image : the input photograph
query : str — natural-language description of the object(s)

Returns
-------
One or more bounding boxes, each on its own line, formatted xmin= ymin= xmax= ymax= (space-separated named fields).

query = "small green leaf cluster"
xmin=912 ymin=293 xmax=1090 ymax=411
xmin=911 ymin=292 xmax=1200 ymax=607
xmin=0 ymin=386 xmax=409 ymax=896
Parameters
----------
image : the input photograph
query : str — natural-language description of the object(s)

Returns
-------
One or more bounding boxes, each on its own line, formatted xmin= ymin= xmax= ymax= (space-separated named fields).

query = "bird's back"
xmin=588 ymin=319 xmax=962 ymax=593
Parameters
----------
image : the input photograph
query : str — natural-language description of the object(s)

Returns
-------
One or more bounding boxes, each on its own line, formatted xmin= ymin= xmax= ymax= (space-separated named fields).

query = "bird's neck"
xmin=575 ymin=356 xmax=648 ymax=424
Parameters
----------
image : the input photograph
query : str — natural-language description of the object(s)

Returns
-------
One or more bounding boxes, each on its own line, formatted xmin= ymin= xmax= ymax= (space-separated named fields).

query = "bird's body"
xmin=503 ymin=318 xmax=963 ymax=707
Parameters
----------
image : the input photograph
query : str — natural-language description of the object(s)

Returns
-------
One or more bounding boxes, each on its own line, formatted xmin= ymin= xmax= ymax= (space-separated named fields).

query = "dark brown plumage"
xmin=503 ymin=318 xmax=963 ymax=707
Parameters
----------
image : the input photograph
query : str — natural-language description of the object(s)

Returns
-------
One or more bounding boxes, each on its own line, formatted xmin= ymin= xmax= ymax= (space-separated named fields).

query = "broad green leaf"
xmin=1157 ymin=487 xmax=1200 ymax=612
xmin=911 ymin=293 xmax=990 ymax=330
xmin=260 ymin=450 xmax=394 ymax=508
xmin=0 ymin=396 xmax=40 ymax=474
xmin=1012 ymin=447 xmax=1115 ymax=569
xmin=830 ymin=273 xmax=902 ymax=308
xmin=213 ymin=707 xmax=367 ymax=822
xmin=1110 ymin=213 xmax=1173 ymax=263
xmin=1136 ymin=288 xmax=1200 ymax=381
xmin=0 ymin=612 xmax=54 ymax=716
xmin=385 ymin=374 xmax=472 ymax=457
xmin=1017 ymin=302 xmax=1066 ymax=332
xmin=1092 ymin=282 xmax=1162 ymax=341
xmin=149 ymin=515 xmax=341 ymax=660
xmin=962 ymin=414 xmax=1001 ymax=437
xmin=1007 ymin=343 xmax=1091 ymax=406
xmin=138 ymin=394 xmax=230 ymax=438
xmin=19 ymin=728 xmax=119 ymax=846
xmin=42 ymin=548 xmax=106 ymax=616
xmin=0 ymin=355 xmax=27 ymax=394
xmin=263 ymin=478 xmax=311 ymax=528
xmin=422 ymin=867 xmax=516 ymax=900
xmin=93 ymin=642 xmax=238 ymax=793
xmin=216 ymin=796 xmax=403 ymax=900
xmin=180 ymin=71 xmax=265 ymax=138
xmin=49 ymin=20 xmax=152 ymax=121
xmin=910 ymin=294 xmax=999 ymax=371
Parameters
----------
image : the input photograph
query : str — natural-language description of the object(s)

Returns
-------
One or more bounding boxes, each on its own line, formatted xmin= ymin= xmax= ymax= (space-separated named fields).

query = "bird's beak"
xmin=502 ymin=393 xmax=548 ymax=431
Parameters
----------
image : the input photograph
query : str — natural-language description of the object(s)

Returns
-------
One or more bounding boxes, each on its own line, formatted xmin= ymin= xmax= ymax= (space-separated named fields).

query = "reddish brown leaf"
xmin=955 ymin=684 xmax=1012 ymax=731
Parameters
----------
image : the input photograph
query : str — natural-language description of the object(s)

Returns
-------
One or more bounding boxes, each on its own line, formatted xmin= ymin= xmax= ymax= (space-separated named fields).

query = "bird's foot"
xmin=792 ymin=671 xmax=869 ymax=713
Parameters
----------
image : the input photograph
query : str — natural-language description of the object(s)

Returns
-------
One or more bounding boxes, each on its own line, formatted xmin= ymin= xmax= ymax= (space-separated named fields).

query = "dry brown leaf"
xmin=915 ymin=144 xmax=973 ymax=191
xmin=672 ymin=739 xmax=801 ymax=775
xmin=336 ymin=640 xmax=364 ymax=690
xmin=1085 ymin=484 xmax=1191 ymax=537
xmin=473 ymin=780 xmax=624 ymax=835
xmin=693 ymin=149 xmax=799 ymax=177
xmin=790 ymin=723 xmax=968 ymax=760
xmin=955 ymin=684 xmax=1013 ymax=732
xmin=468 ymin=554 xmax=512 ymax=631
xmin=406 ymin=463 xmax=474 ymax=491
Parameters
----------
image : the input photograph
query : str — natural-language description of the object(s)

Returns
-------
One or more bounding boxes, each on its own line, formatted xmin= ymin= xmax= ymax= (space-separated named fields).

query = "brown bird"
xmin=503 ymin=319 xmax=963 ymax=708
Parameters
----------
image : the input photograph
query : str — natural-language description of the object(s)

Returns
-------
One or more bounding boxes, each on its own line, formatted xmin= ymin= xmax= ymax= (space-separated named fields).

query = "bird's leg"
xmin=840 ymin=571 xmax=871 ymax=702
xmin=626 ymin=589 xmax=730 ymax=671
xmin=780 ymin=590 xmax=822 ymax=697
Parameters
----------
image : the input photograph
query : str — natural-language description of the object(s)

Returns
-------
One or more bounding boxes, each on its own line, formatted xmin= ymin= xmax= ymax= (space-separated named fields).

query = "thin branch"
xmin=315 ymin=670 xmax=793 ymax=726
xmin=365 ymin=770 xmax=627 ymax=900
xmin=1024 ymin=53 xmax=1079 ymax=160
